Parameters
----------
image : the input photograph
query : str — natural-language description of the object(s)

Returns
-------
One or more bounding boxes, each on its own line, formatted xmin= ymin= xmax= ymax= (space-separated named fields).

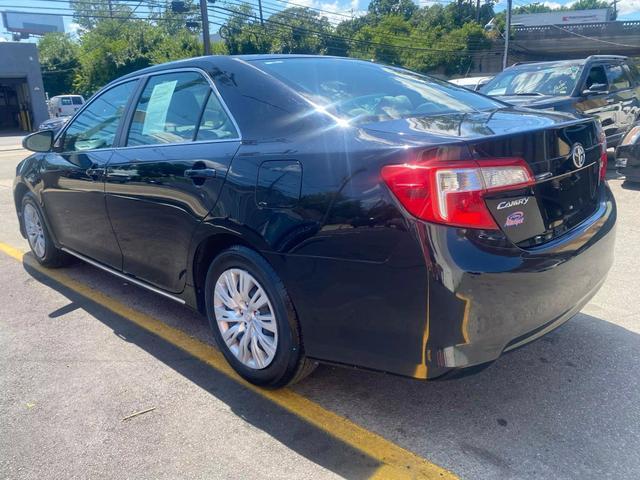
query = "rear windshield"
xmin=252 ymin=58 xmax=503 ymax=126
xmin=60 ymin=97 xmax=72 ymax=105
xmin=71 ymin=97 xmax=83 ymax=105
xmin=481 ymin=63 xmax=582 ymax=96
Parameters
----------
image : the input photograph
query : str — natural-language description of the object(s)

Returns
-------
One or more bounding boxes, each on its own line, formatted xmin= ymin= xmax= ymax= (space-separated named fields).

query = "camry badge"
xmin=571 ymin=143 xmax=586 ymax=169
xmin=497 ymin=197 xmax=530 ymax=210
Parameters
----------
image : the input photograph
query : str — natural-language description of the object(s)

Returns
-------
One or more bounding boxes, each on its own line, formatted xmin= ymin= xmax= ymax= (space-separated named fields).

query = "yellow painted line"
xmin=456 ymin=293 xmax=472 ymax=344
xmin=0 ymin=242 xmax=457 ymax=480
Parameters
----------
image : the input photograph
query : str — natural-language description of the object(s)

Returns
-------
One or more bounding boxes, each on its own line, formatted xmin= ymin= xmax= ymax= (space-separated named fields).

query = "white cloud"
xmin=292 ymin=0 xmax=365 ymax=24
xmin=542 ymin=1 xmax=564 ymax=9
xmin=67 ymin=22 xmax=84 ymax=38
xmin=618 ymin=0 xmax=640 ymax=16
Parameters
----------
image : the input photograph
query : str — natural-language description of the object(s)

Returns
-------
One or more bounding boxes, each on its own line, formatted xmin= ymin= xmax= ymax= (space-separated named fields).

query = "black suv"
xmin=480 ymin=55 xmax=640 ymax=147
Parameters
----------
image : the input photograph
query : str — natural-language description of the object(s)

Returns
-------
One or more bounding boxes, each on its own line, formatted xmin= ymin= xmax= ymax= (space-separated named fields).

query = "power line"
xmin=548 ymin=23 xmax=638 ymax=48
xmin=212 ymin=2 xmax=497 ymax=53
xmin=0 ymin=0 xmax=499 ymax=59
xmin=216 ymin=0 xmax=494 ymax=47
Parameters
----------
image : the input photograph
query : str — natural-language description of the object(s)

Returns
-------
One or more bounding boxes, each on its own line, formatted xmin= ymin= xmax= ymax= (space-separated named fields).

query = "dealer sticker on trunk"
xmin=485 ymin=195 xmax=546 ymax=244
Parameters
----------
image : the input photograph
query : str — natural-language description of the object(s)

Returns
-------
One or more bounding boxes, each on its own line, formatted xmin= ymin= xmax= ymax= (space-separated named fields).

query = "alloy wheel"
xmin=23 ymin=203 xmax=46 ymax=259
xmin=213 ymin=268 xmax=278 ymax=369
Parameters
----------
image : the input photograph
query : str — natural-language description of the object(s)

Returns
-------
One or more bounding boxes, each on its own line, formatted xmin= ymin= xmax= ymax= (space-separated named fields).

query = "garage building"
xmin=0 ymin=42 xmax=48 ymax=132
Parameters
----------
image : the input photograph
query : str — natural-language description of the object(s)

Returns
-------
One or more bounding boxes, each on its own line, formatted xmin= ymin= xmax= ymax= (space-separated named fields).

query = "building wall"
xmin=0 ymin=42 xmax=49 ymax=129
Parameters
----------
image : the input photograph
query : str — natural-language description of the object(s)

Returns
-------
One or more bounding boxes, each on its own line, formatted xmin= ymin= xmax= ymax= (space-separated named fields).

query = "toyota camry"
xmin=15 ymin=55 xmax=616 ymax=387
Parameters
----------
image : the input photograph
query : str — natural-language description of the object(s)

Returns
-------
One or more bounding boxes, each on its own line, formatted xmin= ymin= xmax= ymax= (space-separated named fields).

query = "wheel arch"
xmin=191 ymin=231 xmax=254 ymax=314
xmin=14 ymin=182 xmax=32 ymax=237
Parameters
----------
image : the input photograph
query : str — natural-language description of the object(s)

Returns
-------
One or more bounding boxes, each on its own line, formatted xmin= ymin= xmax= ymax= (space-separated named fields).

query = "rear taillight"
xmin=381 ymin=158 xmax=534 ymax=229
xmin=596 ymin=122 xmax=607 ymax=181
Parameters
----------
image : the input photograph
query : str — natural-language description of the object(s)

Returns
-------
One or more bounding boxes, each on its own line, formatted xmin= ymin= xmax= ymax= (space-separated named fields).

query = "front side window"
xmin=481 ymin=63 xmax=582 ymax=97
xmin=606 ymin=64 xmax=631 ymax=91
xmin=253 ymin=58 xmax=503 ymax=126
xmin=126 ymin=71 xmax=237 ymax=146
xmin=71 ymin=97 xmax=83 ymax=105
xmin=584 ymin=65 xmax=608 ymax=91
xmin=61 ymin=80 xmax=136 ymax=152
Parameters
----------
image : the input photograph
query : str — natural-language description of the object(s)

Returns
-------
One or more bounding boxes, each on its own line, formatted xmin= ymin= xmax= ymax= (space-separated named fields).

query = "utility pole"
xmin=476 ymin=0 xmax=480 ymax=23
xmin=502 ymin=0 xmax=512 ymax=71
xmin=200 ymin=0 xmax=211 ymax=55
xmin=108 ymin=0 xmax=113 ymax=18
xmin=612 ymin=0 xmax=617 ymax=18
xmin=258 ymin=0 xmax=264 ymax=25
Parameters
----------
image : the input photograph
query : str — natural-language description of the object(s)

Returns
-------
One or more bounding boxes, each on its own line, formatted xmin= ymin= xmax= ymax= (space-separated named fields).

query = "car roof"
xmin=508 ymin=55 xmax=628 ymax=70
xmin=508 ymin=59 xmax=586 ymax=69
xmin=114 ymin=54 xmax=361 ymax=83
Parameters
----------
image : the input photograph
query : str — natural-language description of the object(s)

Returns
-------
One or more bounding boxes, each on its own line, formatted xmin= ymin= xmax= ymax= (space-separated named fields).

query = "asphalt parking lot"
xmin=1 ymin=134 xmax=639 ymax=480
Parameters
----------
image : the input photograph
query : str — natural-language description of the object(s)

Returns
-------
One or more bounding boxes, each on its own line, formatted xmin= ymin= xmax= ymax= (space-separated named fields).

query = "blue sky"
xmin=0 ymin=0 xmax=638 ymax=41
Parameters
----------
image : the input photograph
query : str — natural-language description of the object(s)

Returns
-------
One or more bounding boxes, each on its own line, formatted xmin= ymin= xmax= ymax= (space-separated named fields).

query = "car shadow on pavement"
xmin=22 ymin=260 xmax=381 ymax=480
xmin=23 ymin=258 xmax=640 ymax=479
xmin=295 ymin=314 xmax=640 ymax=479
xmin=621 ymin=179 xmax=640 ymax=191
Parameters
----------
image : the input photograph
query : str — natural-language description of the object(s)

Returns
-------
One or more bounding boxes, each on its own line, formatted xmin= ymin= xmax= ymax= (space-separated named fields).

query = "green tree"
xmin=220 ymin=4 xmax=272 ymax=54
xmin=513 ymin=2 xmax=554 ymax=14
xmin=38 ymin=32 xmax=80 ymax=96
xmin=368 ymin=0 xmax=418 ymax=20
xmin=154 ymin=0 xmax=201 ymax=35
xmin=570 ymin=0 xmax=610 ymax=9
xmin=73 ymin=19 xmax=201 ymax=95
xmin=350 ymin=15 xmax=413 ymax=65
xmin=70 ymin=0 xmax=133 ymax=30
xmin=267 ymin=8 xmax=333 ymax=54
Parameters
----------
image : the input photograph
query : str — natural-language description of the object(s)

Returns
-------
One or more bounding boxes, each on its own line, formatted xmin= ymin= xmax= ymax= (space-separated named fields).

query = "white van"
xmin=49 ymin=95 xmax=85 ymax=117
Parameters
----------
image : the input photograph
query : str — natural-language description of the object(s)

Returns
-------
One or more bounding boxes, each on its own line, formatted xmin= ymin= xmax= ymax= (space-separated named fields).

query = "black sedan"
xmin=15 ymin=55 xmax=616 ymax=387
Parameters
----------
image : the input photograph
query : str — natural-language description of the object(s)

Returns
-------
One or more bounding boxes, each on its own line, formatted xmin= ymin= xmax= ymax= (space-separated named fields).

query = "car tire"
xmin=21 ymin=193 xmax=71 ymax=268
xmin=204 ymin=245 xmax=316 ymax=388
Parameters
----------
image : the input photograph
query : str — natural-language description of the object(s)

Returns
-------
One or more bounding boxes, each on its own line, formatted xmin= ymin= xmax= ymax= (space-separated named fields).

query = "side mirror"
xmin=582 ymin=83 xmax=608 ymax=96
xmin=22 ymin=130 xmax=54 ymax=153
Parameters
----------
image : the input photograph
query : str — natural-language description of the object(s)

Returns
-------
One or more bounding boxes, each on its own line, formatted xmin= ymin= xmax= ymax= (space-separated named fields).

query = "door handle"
xmin=106 ymin=171 xmax=134 ymax=182
xmin=85 ymin=167 xmax=105 ymax=178
xmin=184 ymin=168 xmax=216 ymax=179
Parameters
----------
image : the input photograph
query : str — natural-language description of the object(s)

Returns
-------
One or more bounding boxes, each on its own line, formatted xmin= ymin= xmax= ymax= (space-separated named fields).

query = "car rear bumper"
xmin=270 ymin=185 xmax=615 ymax=381
xmin=422 ymin=184 xmax=616 ymax=378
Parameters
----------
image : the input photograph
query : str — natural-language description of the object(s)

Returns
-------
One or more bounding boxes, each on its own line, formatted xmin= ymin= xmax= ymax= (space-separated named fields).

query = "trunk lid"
xmin=472 ymin=120 xmax=601 ymax=247
xmin=363 ymin=109 xmax=602 ymax=247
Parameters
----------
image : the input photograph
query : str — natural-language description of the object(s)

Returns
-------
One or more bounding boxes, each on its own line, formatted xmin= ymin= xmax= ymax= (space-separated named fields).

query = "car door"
xmin=575 ymin=63 xmax=619 ymax=142
xmin=604 ymin=62 xmax=639 ymax=146
xmin=40 ymin=79 xmax=138 ymax=268
xmin=105 ymin=69 xmax=241 ymax=293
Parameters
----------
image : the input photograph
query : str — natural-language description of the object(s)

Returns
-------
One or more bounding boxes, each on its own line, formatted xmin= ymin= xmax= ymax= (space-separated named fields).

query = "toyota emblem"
xmin=571 ymin=143 xmax=586 ymax=169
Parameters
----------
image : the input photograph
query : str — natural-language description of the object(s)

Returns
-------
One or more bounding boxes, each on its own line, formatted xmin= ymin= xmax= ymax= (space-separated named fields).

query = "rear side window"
xmin=60 ymin=97 xmax=72 ymax=106
xmin=126 ymin=71 xmax=237 ymax=146
xmin=196 ymin=92 xmax=239 ymax=141
xmin=624 ymin=63 xmax=639 ymax=85
xmin=606 ymin=64 xmax=631 ymax=91
xmin=71 ymin=97 xmax=83 ymax=105
xmin=62 ymin=80 xmax=136 ymax=152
